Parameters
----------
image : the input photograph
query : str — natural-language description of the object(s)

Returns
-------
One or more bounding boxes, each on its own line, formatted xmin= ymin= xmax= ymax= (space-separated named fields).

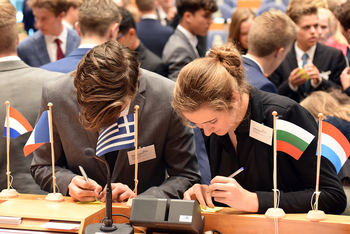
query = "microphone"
xmin=83 ymin=148 xmax=133 ymax=234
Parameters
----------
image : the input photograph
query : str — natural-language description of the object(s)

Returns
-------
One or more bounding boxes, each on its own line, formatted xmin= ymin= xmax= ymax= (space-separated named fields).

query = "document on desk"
xmin=40 ymin=221 xmax=80 ymax=230
xmin=0 ymin=216 xmax=22 ymax=225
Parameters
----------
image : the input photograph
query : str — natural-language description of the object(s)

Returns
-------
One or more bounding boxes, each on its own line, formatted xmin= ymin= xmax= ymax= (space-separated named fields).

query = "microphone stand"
xmin=84 ymin=154 xmax=133 ymax=234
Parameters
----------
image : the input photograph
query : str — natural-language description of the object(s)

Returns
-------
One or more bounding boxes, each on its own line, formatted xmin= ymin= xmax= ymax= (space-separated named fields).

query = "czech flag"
xmin=96 ymin=113 xmax=135 ymax=156
xmin=23 ymin=111 xmax=50 ymax=157
xmin=276 ymin=119 xmax=315 ymax=160
xmin=3 ymin=106 xmax=33 ymax=139
xmin=317 ymin=121 xmax=350 ymax=173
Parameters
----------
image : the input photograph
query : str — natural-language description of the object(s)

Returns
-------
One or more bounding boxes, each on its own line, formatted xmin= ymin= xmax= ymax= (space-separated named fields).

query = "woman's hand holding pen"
xmin=209 ymin=176 xmax=259 ymax=212
xmin=183 ymin=184 xmax=215 ymax=209
xmin=68 ymin=175 xmax=102 ymax=202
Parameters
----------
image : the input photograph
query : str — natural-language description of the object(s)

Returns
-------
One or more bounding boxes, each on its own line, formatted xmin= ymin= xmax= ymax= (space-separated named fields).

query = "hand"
xmin=341 ymin=67 xmax=350 ymax=90
xmin=99 ymin=183 xmax=135 ymax=202
xmin=167 ymin=8 xmax=177 ymax=22
xmin=68 ymin=176 xmax=102 ymax=202
xmin=209 ymin=176 xmax=258 ymax=212
xmin=183 ymin=184 xmax=215 ymax=209
xmin=304 ymin=64 xmax=321 ymax=85
xmin=288 ymin=67 xmax=307 ymax=88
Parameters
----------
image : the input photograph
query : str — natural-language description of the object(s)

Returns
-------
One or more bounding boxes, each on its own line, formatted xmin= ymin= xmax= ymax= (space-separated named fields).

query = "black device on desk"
xmin=130 ymin=197 xmax=204 ymax=234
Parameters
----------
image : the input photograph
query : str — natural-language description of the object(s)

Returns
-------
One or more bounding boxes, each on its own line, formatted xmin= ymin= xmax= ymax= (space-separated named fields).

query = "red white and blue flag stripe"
xmin=96 ymin=113 xmax=135 ymax=156
xmin=3 ymin=106 xmax=33 ymax=139
xmin=317 ymin=121 xmax=350 ymax=173
xmin=23 ymin=111 xmax=50 ymax=157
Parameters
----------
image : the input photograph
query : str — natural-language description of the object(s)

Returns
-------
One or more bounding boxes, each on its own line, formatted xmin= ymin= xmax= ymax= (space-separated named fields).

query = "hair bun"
xmin=207 ymin=43 xmax=242 ymax=68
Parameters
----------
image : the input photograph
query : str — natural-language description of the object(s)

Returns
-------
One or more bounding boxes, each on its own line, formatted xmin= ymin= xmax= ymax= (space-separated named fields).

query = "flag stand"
xmin=306 ymin=113 xmax=326 ymax=221
xmin=0 ymin=101 xmax=19 ymax=198
xmin=45 ymin=103 xmax=64 ymax=202
xmin=265 ymin=111 xmax=285 ymax=219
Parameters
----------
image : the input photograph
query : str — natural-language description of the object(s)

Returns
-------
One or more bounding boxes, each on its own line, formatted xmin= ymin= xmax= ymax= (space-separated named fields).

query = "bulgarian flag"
xmin=317 ymin=121 xmax=350 ymax=173
xmin=276 ymin=119 xmax=315 ymax=160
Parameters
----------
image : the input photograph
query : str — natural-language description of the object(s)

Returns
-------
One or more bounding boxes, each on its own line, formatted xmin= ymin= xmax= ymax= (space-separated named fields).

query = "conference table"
xmin=0 ymin=194 xmax=350 ymax=234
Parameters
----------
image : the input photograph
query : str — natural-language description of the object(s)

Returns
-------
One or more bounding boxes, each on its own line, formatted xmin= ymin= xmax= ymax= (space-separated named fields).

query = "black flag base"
xmin=84 ymin=223 xmax=134 ymax=234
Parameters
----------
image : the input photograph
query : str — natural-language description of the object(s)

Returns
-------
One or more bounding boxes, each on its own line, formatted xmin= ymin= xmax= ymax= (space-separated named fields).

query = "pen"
xmin=228 ymin=167 xmax=244 ymax=178
xmin=79 ymin=166 xmax=98 ymax=201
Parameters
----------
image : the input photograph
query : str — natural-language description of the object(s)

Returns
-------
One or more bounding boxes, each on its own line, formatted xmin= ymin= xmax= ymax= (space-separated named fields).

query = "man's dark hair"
xmin=176 ymin=0 xmax=218 ymax=19
xmin=118 ymin=7 xmax=136 ymax=35
xmin=334 ymin=1 xmax=350 ymax=31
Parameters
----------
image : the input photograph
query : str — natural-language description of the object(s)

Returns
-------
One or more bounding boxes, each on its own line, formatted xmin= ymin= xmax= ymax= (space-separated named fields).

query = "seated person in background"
xmin=117 ymin=7 xmax=168 ymax=77
xmin=30 ymin=41 xmax=201 ymax=202
xmin=270 ymin=4 xmax=347 ymax=103
xmin=172 ymin=43 xmax=346 ymax=214
xmin=318 ymin=7 xmax=332 ymax=44
xmin=162 ymin=0 xmax=218 ymax=81
xmin=227 ymin=7 xmax=255 ymax=55
xmin=40 ymin=0 xmax=121 ymax=73
xmin=242 ymin=10 xmax=296 ymax=93
xmin=17 ymin=0 xmax=80 ymax=67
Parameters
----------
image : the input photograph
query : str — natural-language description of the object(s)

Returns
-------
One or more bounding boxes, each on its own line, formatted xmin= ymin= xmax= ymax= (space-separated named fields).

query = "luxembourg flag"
xmin=276 ymin=119 xmax=315 ymax=160
xmin=317 ymin=121 xmax=350 ymax=173
xmin=3 ymin=106 xmax=33 ymax=139
xmin=96 ymin=113 xmax=135 ymax=156
xmin=23 ymin=110 xmax=50 ymax=157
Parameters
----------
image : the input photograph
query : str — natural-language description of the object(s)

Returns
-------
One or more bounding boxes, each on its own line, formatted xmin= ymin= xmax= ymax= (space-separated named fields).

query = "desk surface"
xmin=1 ymin=194 xmax=350 ymax=234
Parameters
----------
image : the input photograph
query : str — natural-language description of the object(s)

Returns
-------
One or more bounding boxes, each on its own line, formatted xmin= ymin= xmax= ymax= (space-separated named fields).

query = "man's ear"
xmin=183 ymin=11 xmax=193 ymax=25
xmin=347 ymin=28 xmax=350 ymax=41
xmin=275 ymin=47 xmax=285 ymax=58
xmin=128 ymin=28 xmax=136 ymax=37
xmin=110 ymin=23 xmax=119 ymax=39
xmin=58 ymin=11 xmax=66 ymax=20
xmin=75 ymin=22 xmax=82 ymax=37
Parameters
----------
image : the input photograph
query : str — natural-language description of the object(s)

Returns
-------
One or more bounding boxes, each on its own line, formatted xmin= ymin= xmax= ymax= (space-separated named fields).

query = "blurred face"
xmin=33 ymin=8 xmax=64 ymax=36
xmin=158 ymin=0 xmax=173 ymax=9
xmin=296 ymin=14 xmax=319 ymax=51
xmin=188 ymin=9 xmax=213 ymax=36
xmin=340 ymin=25 xmax=350 ymax=44
xmin=318 ymin=14 xmax=330 ymax=44
xmin=239 ymin=16 xmax=254 ymax=49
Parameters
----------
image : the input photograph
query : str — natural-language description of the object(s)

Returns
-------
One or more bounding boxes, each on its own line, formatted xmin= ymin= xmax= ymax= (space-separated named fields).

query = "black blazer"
xmin=270 ymin=42 xmax=346 ymax=102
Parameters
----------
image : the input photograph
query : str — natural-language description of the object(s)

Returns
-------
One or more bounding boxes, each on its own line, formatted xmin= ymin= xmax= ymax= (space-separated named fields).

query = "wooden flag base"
xmin=126 ymin=198 xmax=133 ymax=207
xmin=306 ymin=210 xmax=327 ymax=221
xmin=45 ymin=193 xmax=65 ymax=202
xmin=0 ymin=188 xmax=19 ymax=198
xmin=265 ymin=207 xmax=286 ymax=219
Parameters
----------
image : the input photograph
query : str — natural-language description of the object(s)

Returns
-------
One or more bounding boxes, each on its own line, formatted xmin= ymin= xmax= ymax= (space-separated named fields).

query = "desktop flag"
xmin=3 ymin=106 xmax=33 ymax=139
xmin=23 ymin=111 xmax=50 ymax=157
xmin=276 ymin=119 xmax=315 ymax=160
xmin=317 ymin=121 xmax=350 ymax=173
xmin=96 ymin=113 xmax=135 ymax=156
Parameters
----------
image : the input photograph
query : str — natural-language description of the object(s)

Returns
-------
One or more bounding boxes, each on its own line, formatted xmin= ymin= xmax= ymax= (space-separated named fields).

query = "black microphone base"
xmin=84 ymin=223 xmax=134 ymax=234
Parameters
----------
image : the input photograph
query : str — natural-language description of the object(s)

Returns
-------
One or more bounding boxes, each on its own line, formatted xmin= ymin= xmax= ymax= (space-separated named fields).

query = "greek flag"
xmin=96 ymin=114 xmax=135 ymax=156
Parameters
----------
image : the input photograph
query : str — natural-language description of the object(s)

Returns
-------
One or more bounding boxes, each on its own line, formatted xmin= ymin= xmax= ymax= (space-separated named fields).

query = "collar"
xmin=294 ymin=42 xmax=316 ymax=66
xmin=78 ymin=44 xmax=96 ymax=49
xmin=242 ymin=55 xmax=264 ymax=74
xmin=62 ymin=20 xmax=73 ymax=30
xmin=177 ymin=25 xmax=198 ymax=49
xmin=141 ymin=14 xmax=158 ymax=20
xmin=0 ymin=56 xmax=21 ymax=62
xmin=45 ymin=26 xmax=68 ymax=44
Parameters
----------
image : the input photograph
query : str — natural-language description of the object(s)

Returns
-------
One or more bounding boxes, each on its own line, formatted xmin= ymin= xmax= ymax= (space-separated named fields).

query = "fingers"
xmin=68 ymin=176 xmax=101 ymax=202
xmin=102 ymin=183 xmax=133 ymax=203
xmin=183 ymin=184 xmax=214 ymax=209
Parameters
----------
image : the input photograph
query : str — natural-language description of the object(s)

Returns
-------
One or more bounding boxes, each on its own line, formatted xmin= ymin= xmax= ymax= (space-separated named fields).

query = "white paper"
xmin=40 ymin=221 xmax=80 ymax=230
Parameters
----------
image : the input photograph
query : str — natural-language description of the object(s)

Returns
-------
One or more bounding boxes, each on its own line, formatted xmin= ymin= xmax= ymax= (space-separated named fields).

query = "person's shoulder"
xmin=18 ymin=30 xmax=42 ymax=47
xmin=252 ymin=87 xmax=298 ymax=110
xmin=140 ymin=68 xmax=174 ymax=90
xmin=317 ymin=42 xmax=344 ymax=55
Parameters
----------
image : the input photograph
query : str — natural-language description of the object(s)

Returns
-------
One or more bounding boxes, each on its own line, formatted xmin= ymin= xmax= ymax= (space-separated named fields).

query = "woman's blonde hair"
xmin=300 ymin=90 xmax=350 ymax=122
xmin=172 ymin=43 xmax=250 ymax=125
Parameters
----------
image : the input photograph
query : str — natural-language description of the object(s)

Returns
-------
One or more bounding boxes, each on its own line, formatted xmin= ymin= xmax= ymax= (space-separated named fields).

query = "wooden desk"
xmin=1 ymin=194 xmax=350 ymax=234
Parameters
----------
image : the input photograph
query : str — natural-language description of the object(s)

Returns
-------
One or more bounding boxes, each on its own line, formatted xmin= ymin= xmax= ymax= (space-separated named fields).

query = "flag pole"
xmin=306 ymin=113 xmax=326 ymax=221
xmin=265 ymin=111 xmax=285 ymax=219
xmin=0 ymin=101 xmax=19 ymax=198
xmin=45 ymin=103 xmax=64 ymax=202
xmin=134 ymin=105 xmax=139 ymax=197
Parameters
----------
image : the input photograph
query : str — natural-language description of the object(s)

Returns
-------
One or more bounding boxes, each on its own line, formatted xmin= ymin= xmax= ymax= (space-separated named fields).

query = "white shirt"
xmin=44 ymin=26 xmax=68 ymax=62
xmin=0 ymin=56 xmax=21 ymax=62
xmin=62 ymin=20 xmax=74 ymax=30
xmin=177 ymin=25 xmax=199 ymax=58
xmin=157 ymin=5 xmax=168 ymax=26
xmin=140 ymin=14 xmax=158 ymax=20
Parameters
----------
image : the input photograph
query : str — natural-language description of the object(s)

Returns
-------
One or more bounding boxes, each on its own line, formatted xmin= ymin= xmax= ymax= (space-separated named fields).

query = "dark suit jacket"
xmin=136 ymin=42 xmax=168 ymax=77
xmin=30 ymin=69 xmax=201 ymax=198
xmin=242 ymin=56 xmax=277 ymax=93
xmin=0 ymin=60 xmax=63 ymax=194
xmin=40 ymin=48 xmax=90 ymax=73
xmin=17 ymin=29 xmax=81 ymax=67
xmin=136 ymin=18 xmax=174 ymax=58
xmin=270 ymin=42 xmax=346 ymax=102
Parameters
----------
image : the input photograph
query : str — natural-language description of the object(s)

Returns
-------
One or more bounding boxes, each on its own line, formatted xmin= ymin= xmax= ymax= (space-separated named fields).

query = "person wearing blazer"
xmin=242 ymin=10 xmax=297 ymax=94
xmin=30 ymin=41 xmax=201 ymax=202
xmin=17 ymin=0 xmax=81 ymax=67
xmin=269 ymin=5 xmax=346 ymax=103
xmin=0 ymin=0 xmax=64 ymax=194
xmin=40 ymin=0 xmax=122 ymax=74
